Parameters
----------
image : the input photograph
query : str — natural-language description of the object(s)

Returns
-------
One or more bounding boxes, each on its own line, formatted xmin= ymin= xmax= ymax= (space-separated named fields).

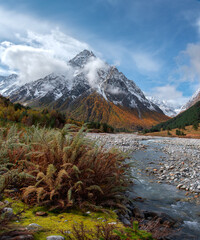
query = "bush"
xmin=0 ymin=126 xmax=35 ymax=194
xmin=64 ymin=221 xmax=153 ymax=240
xmin=21 ymin=125 xmax=131 ymax=211
xmin=175 ymin=129 xmax=185 ymax=136
xmin=167 ymin=131 xmax=171 ymax=136
xmin=193 ymin=122 xmax=199 ymax=130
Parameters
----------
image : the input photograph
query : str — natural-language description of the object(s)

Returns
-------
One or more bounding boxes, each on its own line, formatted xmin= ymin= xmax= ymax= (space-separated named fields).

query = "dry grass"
xmin=144 ymin=124 xmax=200 ymax=139
xmin=0 ymin=124 xmax=131 ymax=211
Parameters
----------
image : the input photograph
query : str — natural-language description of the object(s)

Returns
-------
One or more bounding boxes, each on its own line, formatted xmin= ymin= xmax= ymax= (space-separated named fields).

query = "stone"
xmin=46 ymin=236 xmax=65 ymax=240
xmin=2 ymin=207 xmax=14 ymax=218
xmin=35 ymin=211 xmax=48 ymax=216
xmin=27 ymin=223 xmax=42 ymax=230
xmin=158 ymin=213 xmax=176 ymax=226
xmin=143 ymin=211 xmax=158 ymax=220
xmin=132 ymin=207 xmax=144 ymax=218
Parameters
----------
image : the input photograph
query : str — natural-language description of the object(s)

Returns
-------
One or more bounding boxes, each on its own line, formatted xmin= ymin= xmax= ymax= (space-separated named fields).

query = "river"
xmin=130 ymin=138 xmax=200 ymax=239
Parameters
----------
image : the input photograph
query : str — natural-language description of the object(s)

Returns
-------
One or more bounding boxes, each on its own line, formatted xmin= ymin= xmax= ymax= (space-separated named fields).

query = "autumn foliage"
xmin=67 ymin=93 xmax=169 ymax=131
xmin=0 ymin=124 xmax=131 ymax=211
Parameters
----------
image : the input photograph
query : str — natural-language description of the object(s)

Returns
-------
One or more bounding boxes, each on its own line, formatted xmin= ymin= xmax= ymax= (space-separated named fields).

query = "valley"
xmin=1 ymin=1 xmax=200 ymax=240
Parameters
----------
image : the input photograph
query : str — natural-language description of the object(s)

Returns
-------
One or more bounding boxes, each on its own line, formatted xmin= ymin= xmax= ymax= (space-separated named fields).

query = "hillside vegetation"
xmin=0 ymin=95 xmax=114 ymax=132
xmin=65 ymin=92 xmax=169 ymax=131
xmin=147 ymin=100 xmax=200 ymax=133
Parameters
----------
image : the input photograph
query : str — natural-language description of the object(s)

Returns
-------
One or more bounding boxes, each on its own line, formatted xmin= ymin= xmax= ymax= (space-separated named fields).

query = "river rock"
xmin=132 ymin=207 xmax=144 ymax=218
xmin=143 ymin=211 xmax=158 ymax=220
xmin=46 ymin=236 xmax=65 ymax=240
xmin=2 ymin=207 xmax=14 ymax=218
xmin=35 ymin=211 xmax=48 ymax=216
xmin=158 ymin=213 xmax=176 ymax=226
xmin=27 ymin=223 xmax=42 ymax=230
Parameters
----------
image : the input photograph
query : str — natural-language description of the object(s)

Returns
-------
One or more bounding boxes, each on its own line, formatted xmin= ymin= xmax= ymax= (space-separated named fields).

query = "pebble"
xmin=87 ymin=133 xmax=200 ymax=195
xmin=27 ymin=223 xmax=42 ymax=230
xmin=46 ymin=236 xmax=65 ymax=240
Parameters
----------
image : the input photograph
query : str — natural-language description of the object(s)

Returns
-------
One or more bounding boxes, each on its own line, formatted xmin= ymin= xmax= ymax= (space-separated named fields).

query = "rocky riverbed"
xmin=87 ymin=133 xmax=200 ymax=196
xmin=87 ymin=133 xmax=200 ymax=239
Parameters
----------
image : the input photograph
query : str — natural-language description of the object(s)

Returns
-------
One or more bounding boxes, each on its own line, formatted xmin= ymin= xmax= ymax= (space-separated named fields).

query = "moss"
xmin=5 ymin=198 xmax=123 ymax=240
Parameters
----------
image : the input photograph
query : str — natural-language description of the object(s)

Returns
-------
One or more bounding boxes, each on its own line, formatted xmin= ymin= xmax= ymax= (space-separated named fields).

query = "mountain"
xmin=147 ymin=96 xmax=181 ymax=117
xmin=181 ymin=88 xmax=200 ymax=112
xmin=0 ymin=74 xmax=19 ymax=96
xmin=7 ymin=50 xmax=168 ymax=130
xmin=149 ymin=100 xmax=200 ymax=132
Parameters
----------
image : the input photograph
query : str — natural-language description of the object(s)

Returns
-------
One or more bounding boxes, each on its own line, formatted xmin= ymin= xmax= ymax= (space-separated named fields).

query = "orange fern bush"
xmin=22 ymin=125 xmax=131 ymax=210
xmin=0 ymin=125 xmax=35 ymax=193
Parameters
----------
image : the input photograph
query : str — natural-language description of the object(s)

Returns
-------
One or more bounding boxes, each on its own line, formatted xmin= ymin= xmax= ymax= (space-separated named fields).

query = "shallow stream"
xmin=129 ymin=138 xmax=200 ymax=239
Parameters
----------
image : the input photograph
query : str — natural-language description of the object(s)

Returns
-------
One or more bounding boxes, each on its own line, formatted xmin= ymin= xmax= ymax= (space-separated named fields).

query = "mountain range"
xmin=146 ymin=96 xmax=181 ymax=117
xmin=0 ymin=50 xmax=169 ymax=130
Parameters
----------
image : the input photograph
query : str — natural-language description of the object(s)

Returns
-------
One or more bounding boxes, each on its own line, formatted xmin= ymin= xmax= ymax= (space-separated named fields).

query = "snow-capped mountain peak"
xmin=69 ymin=49 xmax=95 ymax=68
xmin=0 ymin=50 xmax=169 ymax=129
xmin=147 ymin=96 xmax=181 ymax=117
xmin=0 ymin=74 xmax=19 ymax=96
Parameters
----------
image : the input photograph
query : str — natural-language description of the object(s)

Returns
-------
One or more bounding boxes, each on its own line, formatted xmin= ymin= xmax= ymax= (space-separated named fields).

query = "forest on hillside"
xmin=145 ymin=101 xmax=200 ymax=133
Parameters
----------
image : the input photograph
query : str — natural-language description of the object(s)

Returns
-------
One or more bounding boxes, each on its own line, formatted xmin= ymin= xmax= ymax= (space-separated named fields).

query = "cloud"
xmin=149 ymin=84 xmax=189 ymax=106
xmin=178 ymin=43 xmax=200 ymax=82
xmin=0 ymin=6 xmax=91 ymax=83
xmin=0 ymin=6 xmax=50 ymax=40
xmin=106 ymin=86 xmax=125 ymax=95
xmin=0 ymin=29 xmax=91 ymax=83
xmin=19 ymin=30 xmax=90 ymax=61
xmin=132 ymin=53 xmax=161 ymax=72
xmin=1 ymin=43 xmax=73 ymax=84
xmin=83 ymin=57 xmax=109 ymax=88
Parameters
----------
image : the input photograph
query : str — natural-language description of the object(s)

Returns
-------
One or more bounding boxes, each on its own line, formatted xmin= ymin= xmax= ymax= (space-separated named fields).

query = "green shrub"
xmin=193 ymin=122 xmax=199 ymax=130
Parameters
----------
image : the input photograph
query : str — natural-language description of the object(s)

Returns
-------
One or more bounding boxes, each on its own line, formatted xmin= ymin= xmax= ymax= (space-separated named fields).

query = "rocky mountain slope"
xmin=0 ymin=74 xmax=19 ymax=96
xmin=3 ymin=50 xmax=169 ymax=129
xmin=149 ymin=100 xmax=200 ymax=131
xmin=147 ymin=96 xmax=181 ymax=117
xmin=181 ymin=88 xmax=200 ymax=112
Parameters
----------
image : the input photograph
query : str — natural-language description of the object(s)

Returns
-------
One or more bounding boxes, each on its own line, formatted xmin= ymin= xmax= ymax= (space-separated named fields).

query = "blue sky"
xmin=0 ymin=0 xmax=200 ymax=106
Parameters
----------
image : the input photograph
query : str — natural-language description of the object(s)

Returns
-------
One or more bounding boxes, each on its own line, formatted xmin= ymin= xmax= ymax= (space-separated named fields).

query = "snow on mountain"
xmin=69 ymin=49 xmax=95 ymax=68
xmin=147 ymin=96 xmax=181 ymax=117
xmin=0 ymin=74 xmax=20 ymax=96
xmin=180 ymin=88 xmax=200 ymax=112
xmin=9 ymin=50 xmax=164 ymax=117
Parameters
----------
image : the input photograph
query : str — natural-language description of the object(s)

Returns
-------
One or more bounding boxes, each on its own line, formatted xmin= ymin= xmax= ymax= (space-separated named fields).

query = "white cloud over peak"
xmin=0 ymin=6 xmax=91 ymax=84
xmin=0 ymin=29 xmax=90 ymax=84
xmin=149 ymin=84 xmax=189 ymax=107
xmin=83 ymin=57 xmax=109 ymax=88
xmin=1 ymin=43 xmax=73 ymax=84
xmin=20 ymin=30 xmax=90 ymax=61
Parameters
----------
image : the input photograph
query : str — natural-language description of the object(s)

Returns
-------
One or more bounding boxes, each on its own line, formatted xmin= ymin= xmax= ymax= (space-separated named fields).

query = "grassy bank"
xmin=0 ymin=124 xmax=153 ymax=239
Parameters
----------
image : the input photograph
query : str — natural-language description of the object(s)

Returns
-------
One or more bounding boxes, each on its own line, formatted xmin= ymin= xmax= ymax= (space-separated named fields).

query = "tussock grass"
xmin=0 ymin=124 xmax=132 ymax=211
